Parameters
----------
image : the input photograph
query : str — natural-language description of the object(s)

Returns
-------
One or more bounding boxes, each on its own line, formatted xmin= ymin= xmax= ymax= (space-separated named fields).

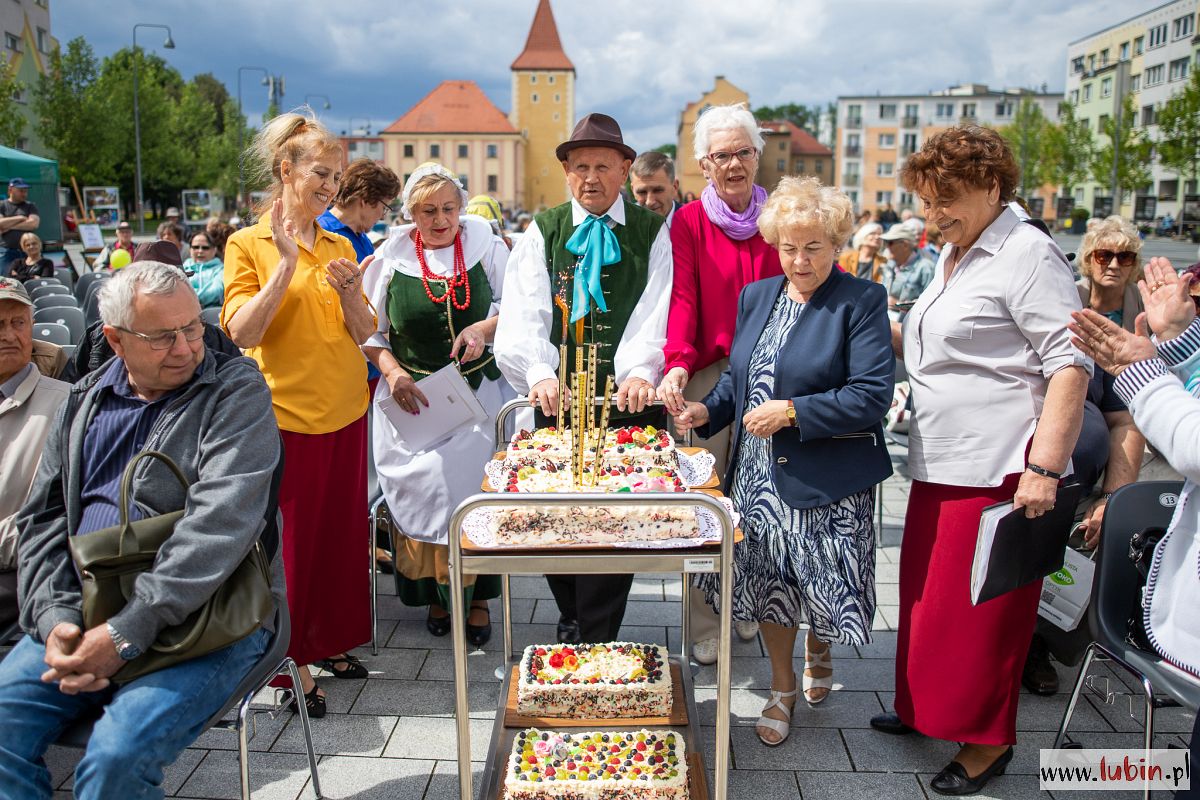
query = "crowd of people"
xmin=0 ymin=102 xmax=1197 ymax=800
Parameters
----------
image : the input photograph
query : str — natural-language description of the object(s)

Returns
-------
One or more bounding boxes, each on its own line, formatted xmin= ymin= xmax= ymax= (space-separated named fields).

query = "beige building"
xmin=676 ymin=77 xmax=750 ymax=199
xmin=758 ymin=120 xmax=835 ymax=193
xmin=509 ymin=0 xmax=575 ymax=211
xmin=378 ymin=81 xmax=525 ymax=212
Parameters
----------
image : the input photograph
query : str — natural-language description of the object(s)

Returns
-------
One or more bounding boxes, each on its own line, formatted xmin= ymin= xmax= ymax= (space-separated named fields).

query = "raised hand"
xmin=1068 ymin=308 xmax=1157 ymax=377
xmin=270 ymin=198 xmax=300 ymax=265
xmin=326 ymin=255 xmax=371 ymax=300
xmin=1138 ymin=257 xmax=1195 ymax=342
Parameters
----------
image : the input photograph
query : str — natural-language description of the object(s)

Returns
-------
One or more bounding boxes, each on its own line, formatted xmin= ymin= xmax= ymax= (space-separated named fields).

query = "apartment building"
xmin=1065 ymin=0 xmax=1200 ymax=221
xmin=835 ymin=85 xmax=1061 ymax=217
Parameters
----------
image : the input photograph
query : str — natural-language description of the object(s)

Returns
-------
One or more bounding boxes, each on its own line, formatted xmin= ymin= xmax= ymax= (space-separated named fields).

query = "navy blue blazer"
xmin=699 ymin=270 xmax=895 ymax=509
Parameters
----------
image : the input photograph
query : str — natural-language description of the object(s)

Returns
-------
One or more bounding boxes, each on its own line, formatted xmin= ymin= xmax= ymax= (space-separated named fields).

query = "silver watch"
xmin=107 ymin=623 xmax=142 ymax=661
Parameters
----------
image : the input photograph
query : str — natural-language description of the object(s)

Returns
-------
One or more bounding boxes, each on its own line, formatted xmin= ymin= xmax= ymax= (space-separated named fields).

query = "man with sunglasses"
xmin=1 ymin=260 xmax=286 ymax=798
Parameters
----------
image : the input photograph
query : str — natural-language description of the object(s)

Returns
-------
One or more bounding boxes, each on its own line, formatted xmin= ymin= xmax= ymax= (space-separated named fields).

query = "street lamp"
xmin=237 ymin=66 xmax=269 ymax=211
xmin=305 ymin=94 xmax=332 ymax=111
xmin=132 ymin=23 xmax=175 ymax=234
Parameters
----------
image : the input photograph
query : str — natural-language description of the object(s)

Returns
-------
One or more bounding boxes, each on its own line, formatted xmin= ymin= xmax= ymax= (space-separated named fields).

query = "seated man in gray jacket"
xmin=0 ymin=261 xmax=285 ymax=799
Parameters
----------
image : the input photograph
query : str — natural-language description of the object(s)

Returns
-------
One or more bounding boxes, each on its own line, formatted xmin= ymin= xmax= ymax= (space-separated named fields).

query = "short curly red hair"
xmin=900 ymin=125 xmax=1019 ymax=204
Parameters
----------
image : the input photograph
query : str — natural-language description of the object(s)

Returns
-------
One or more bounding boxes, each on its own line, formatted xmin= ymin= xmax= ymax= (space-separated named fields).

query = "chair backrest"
xmin=33 ymin=294 xmax=79 ymax=310
xmin=1089 ymin=480 xmax=1184 ymax=652
xmin=33 ymin=305 xmax=85 ymax=344
xmin=82 ymin=282 xmax=105 ymax=326
xmin=200 ymin=306 xmax=222 ymax=326
xmin=54 ymin=266 xmax=75 ymax=290
xmin=22 ymin=277 xmax=61 ymax=291
xmin=30 ymin=284 xmax=70 ymax=300
xmin=32 ymin=322 xmax=71 ymax=347
xmin=74 ymin=270 xmax=106 ymax=302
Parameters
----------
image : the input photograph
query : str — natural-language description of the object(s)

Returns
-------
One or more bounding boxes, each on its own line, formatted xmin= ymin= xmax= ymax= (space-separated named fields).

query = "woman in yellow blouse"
xmin=222 ymin=112 xmax=375 ymax=718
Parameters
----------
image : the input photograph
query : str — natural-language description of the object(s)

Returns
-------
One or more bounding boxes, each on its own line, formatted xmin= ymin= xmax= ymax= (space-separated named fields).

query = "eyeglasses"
xmin=1092 ymin=249 xmax=1137 ymax=267
xmin=116 ymin=319 xmax=205 ymax=350
xmin=704 ymin=147 xmax=758 ymax=167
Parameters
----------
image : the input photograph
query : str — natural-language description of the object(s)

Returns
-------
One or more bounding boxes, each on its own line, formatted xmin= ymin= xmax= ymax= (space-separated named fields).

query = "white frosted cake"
xmin=517 ymin=642 xmax=671 ymax=718
xmin=504 ymin=728 xmax=687 ymax=799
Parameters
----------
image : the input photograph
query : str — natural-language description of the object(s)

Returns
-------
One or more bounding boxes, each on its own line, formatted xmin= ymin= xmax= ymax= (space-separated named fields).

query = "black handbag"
xmin=68 ymin=450 xmax=274 ymax=682
xmin=1125 ymin=526 xmax=1166 ymax=652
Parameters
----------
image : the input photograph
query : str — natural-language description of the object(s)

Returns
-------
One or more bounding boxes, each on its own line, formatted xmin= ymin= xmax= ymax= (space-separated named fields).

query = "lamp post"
xmin=132 ymin=23 xmax=175 ymax=234
xmin=305 ymin=94 xmax=331 ymax=111
xmin=237 ymin=66 xmax=269 ymax=212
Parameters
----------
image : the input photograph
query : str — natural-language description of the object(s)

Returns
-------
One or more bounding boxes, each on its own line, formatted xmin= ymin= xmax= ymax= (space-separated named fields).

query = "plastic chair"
xmin=1053 ymin=480 xmax=1200 ymax=799
xmin=82 ymin=282 xmax=105 ymax=327
xmin=22 ymin=277 xmax=61 ymax=292
xmin=54 ymin=265 xmax=75 ymax=290
xmin=33 ymin=305 xmax=85 ymax=344
xmin=30 ymin=284 xmax=70 ymax=300
xmin=61 ymin=344 xmax=75 ymax=360
xmin=34 ymin=294 xmax=79 ymax=311
xmin=73 ymin=270 xmax=107 ymax=303
xmin=32 ymin=322 xmax=71 ymax=347
xmin=56 ymin=603 xmax=322 ymax=800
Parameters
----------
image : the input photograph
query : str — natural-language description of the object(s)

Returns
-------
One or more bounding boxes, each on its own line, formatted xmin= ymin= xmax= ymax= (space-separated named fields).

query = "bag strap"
xmin=117 ymin=450 xmax=190 ymax=557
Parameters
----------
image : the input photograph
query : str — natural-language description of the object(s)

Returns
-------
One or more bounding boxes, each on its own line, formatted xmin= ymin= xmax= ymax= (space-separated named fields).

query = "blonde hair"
xmin=245 ymin=109 xmax=341 ymax=215
xmin=1079 ymin=215 xmax=1143 ymax=282
xmin=19 ymin=231 xmax=40 ymax=249
xmin=757 ymin=176 xmax=855 ymax=249
xmin=404 ymin=173 xmax=463 ymax=216
xmin=851 ymin=222 xmax=882 ymax=250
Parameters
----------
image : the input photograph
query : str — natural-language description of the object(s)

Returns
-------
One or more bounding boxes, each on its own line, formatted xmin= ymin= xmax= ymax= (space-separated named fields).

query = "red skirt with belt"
xmin=894 ymin=473 xmax=1040 ymax=746
xmin=278 ymin=415 xmax=371 ymax=666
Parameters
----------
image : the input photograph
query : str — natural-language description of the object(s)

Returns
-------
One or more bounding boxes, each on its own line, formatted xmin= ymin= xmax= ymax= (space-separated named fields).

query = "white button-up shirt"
xmin=902 ymin=207 xmax=1091 ymax=487
xmin=493 ymin=195 xmax=673 ymax=394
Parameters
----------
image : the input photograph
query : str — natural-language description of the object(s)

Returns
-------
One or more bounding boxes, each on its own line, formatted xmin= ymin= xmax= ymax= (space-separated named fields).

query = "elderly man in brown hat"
xmin=494 ymin=112 xmax=674 ymax=644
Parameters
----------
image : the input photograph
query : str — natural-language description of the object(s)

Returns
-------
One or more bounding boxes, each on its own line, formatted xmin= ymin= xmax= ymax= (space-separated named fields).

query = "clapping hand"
xmin=326 ymin=255 xmax=372 ymax=300
xmin=1139 ymin=257 xmax=1195 ymax=342
xmin=269 ymin=199 xmax=300 ymax=266
xmin=1068 ymin=308 xmax=1157 ymax=377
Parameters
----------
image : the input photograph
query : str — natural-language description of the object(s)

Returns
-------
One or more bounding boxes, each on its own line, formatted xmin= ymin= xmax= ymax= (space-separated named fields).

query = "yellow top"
xmin=221 ymin=216 xmax=369 ymax=434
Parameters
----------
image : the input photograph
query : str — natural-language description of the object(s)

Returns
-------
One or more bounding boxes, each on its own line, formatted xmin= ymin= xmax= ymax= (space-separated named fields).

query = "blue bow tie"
xmin=564 ymin=213 xmax=620 ymax=323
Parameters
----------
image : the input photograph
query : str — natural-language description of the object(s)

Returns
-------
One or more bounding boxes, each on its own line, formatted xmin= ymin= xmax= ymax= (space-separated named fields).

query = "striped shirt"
xmin=77 ymin=359 xmax=191 ymax=536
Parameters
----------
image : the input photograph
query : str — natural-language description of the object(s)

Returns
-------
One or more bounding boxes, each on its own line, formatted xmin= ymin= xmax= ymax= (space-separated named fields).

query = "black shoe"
xmin=467 ymin=605 xmax=492 ymax=647
xmin=288 ymin=685 xmax=327 ymax=719
xmin=556 ymin=616 xmax=581 ymax=644
xmin=1021 ymin=635 xmax=1059 ymax=695
xmin=869 ymin=712 xmax=914 ymax=735
xmin=929 ymin=747 xmax=1013 ymax=795
xmin=426 ymin=606 xmax=451 ymax=637
xmin=319 ymin=653 xmax=368 ymax=679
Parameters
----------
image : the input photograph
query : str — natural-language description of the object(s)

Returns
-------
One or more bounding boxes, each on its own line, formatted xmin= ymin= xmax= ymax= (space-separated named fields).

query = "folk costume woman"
xmin=362 ymin=163 xmax=513 ymax=647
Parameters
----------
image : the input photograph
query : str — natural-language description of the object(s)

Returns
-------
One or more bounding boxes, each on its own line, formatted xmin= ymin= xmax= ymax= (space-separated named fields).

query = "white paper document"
xmin=376 ymin=362 xmax=487 ymax=453
xmin=970 ymin=501 xmax=1014 ymax=605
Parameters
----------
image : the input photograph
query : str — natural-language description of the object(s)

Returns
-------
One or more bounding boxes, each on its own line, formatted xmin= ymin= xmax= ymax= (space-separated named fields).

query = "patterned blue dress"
xmin=696 ymin=290 xmax=876 ymax=645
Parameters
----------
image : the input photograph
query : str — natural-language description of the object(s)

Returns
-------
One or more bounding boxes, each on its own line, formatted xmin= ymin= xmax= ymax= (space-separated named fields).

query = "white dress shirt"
xmin=493 ymin=195 xmax=673 ymax=394
xmin=902 ymin=206 xmax=1091 ymax=487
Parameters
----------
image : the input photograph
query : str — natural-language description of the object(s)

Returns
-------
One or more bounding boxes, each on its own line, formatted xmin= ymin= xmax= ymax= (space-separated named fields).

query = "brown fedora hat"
xmin=555 ymin=113 xmax=636 ymax=162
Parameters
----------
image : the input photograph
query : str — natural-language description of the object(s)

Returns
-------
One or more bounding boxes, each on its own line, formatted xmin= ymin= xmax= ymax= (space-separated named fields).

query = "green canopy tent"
xmin=0 ymin=145 xmax=61 ymax=244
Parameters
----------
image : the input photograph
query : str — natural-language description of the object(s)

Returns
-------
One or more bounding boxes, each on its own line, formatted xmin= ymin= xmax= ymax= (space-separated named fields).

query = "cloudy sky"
xmin=54 ymin=0 xmax=1154 ymax=152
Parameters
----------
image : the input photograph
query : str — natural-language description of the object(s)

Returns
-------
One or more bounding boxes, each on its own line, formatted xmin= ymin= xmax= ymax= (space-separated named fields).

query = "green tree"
xmin=999 ymin=98 xmax=1050 ymax=197
xmin=653 ymin=143 xmax=676 ymax=158
xmin=0 ymin=54 xmax=25 ymax=147
xmin=1090 ymin=94 xmax=1153 ymax=204
xmin=1043 ymin=101 xmax=1095 ymax=199
xmin=33 ymin=37 xmax=113 ymax=188
xmin=1156 ymin=68 xmax=1200 ymax=231
xmin=753 ymin=102 xmax=821 ymax=134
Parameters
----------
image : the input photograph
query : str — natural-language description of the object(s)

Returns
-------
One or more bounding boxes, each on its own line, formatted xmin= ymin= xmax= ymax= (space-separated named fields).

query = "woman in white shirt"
xmin=870 ymin=126 xmax=1090 ymax=796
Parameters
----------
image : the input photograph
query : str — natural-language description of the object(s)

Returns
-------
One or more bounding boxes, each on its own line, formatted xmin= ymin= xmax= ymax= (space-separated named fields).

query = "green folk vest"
xmin=536 ymin=200 xmax=664 ymax=417
xmin=385 ymin=264 xmax=500 ymax=390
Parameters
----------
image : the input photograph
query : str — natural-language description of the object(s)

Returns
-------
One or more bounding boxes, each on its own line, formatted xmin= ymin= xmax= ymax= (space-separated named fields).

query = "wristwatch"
xmin=785 ymin=400 xmax=797 ymax=428
xmin=107 ymin=623 xmax=142 ymax=661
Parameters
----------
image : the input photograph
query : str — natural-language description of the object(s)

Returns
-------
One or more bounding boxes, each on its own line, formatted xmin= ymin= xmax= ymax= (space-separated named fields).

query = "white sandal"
xmin=803 ymin=641 xmax=833 ymax=705
xmin=756 ymin=677 xmax=797 ymax=746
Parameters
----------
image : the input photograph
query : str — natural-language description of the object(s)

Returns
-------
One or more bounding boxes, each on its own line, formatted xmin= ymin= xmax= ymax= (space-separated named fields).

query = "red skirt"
xmin=278 ymin=416 xmax=371 ymax=666
xmin=894 ymin=474 xmax=1040 ymax=746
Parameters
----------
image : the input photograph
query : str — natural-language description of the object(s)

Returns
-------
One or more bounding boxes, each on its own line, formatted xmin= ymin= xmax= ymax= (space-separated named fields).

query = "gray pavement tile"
xmin=694 ymin=656 xmax=773 ymax=689
xmin=874 ymin=604 xmax=900 ymax=630
xmin=44 ymin=744 xmax=81 ymax=790
xmin=840 ymin=727 xmax=958 ymax=773
xmin=1011 ymin=730 xmax=1183 ymax=775
xmin=726 ymin=767 xmax=801 ymax=798
xmin=854 ymin=630 xmax=899 ymax=660
xmin=309 ymin=755 xmax=435 ymax=800
xmin=383 ymin=717 xmax=492 ymax=761
xmin=376 ymin=594 xmax=427 ymax=621
xmin=192 ymin=707 xmax=291 ymax=752
xmin=312 ymin=678 xmax=366 ymax=715
xmin=271 ymin=714 xmax=396 ymax=757
xmin=876 ymin=562 xmax=900 ymax=584
xmin=694 ymin=687 xmax=884 ymax=728
xmin=177 ymin=749 xmax=314 ymax=800
xmin=387 ymin=618 xmax=456 ymax=650
xmin=418 ymin=646 xmax=503 ymax=682
xmin=730 ymin=725 xmax=852 ymax=771
xmin=508 ymin=576 xmax=548 ymax=599
xmin=1082 ymin=691 xmax=1197 ymax=734
xmin=53 ymin=743 xmax=204 ymax=795
xmin=350 ymin=679 xmax=500 ymax=719
xmin=1017 ymin=691 xmax=1113 ymax=732
xmin=345 ymin=646 xmax=428 ymax=681
xmin=630 ymin=576 xmax=668 ymax=600
xmin=500 ymin=598 xmax=535 ymax=625
xmin=795 ymin=770 xmax=926 ymax=800
xmin=530 ymin=598 xmax=679 ymax=626
xmin=875 ymin=582 xmax=901 ymax=606
xmin=424 ymin=760 xmax=485 ymax=800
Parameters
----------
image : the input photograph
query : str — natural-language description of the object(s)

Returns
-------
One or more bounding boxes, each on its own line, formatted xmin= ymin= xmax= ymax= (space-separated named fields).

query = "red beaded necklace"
xmin=413 ymin=229 xmax=471 ymax=310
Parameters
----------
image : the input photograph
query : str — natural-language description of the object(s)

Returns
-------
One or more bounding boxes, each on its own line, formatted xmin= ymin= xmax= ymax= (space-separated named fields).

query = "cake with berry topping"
xmin=503 ymin=728 xmax=687 ymax=799
xmin=508 ymin=427 xmax=574 ymax=460
xmin=517 ymin=642 xmax=672 ymax=718
xmin=602 ymin=425 xmax=676 ymax=468
xmin=501 ymin=461 xmax=686 ymax=495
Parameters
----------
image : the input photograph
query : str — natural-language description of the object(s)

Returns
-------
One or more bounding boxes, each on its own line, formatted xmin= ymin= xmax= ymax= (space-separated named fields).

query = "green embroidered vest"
xmin=385 ymin=264 xmax=500 ymax=390
xmin=536 ymin=200 xmax=664 ymax=417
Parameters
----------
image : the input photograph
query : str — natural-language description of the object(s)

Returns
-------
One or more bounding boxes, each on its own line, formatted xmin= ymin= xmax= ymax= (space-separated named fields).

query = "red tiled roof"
xmin=762 ymin=120 xmax=832 ymax=157
xmin=383 ymin=81 xmax=518 ymax=135
xmin=511 ymin=0 xmax=574 ymax=71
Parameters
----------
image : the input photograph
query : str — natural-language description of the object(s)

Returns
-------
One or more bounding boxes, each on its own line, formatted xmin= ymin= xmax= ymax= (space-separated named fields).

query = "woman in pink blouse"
xmin=656 ymin=103 xmax=784 ymax=671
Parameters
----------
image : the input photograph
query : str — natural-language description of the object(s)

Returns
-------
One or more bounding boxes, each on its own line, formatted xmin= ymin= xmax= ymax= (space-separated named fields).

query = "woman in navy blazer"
xmin=679 ymin=177 xmax=894 ymax=746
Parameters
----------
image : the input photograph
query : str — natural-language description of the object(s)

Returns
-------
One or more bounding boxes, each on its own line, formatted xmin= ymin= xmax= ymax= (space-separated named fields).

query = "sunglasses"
xmin=1091 ymin=249 xmax=1136 ymax=267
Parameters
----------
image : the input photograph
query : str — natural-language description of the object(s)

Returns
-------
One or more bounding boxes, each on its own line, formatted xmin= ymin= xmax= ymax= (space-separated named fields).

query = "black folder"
xmin=970 ymin=482 xmax=1084 ymax=605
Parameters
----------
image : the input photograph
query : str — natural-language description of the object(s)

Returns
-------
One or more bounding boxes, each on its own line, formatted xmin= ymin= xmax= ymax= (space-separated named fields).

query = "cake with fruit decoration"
xmin=517 ymin=642 xmax=672 ymax=718
xmin=502 ymin=459 xmax=685 ymax=494
xmin=503 ymin=728 xmax=687 ymax=799
xmin=508 ymin=425 xmax=676 ymax=469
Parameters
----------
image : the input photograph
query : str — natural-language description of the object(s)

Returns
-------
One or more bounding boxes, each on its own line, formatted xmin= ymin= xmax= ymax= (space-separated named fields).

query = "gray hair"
xmin=98 ymin=261 xmax=194 ymax=329
xmin=692 ymin=103 xmax=764 ymax=162
xmin=851 ymin=222 xmax=883 ymax=250
xmin=632 ymin=151 xmax=675 ymax=183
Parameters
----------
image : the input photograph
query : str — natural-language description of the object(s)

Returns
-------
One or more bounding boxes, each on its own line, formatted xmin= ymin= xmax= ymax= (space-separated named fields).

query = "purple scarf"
xmin=701 ymin=182 xmax=768 ymax=241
